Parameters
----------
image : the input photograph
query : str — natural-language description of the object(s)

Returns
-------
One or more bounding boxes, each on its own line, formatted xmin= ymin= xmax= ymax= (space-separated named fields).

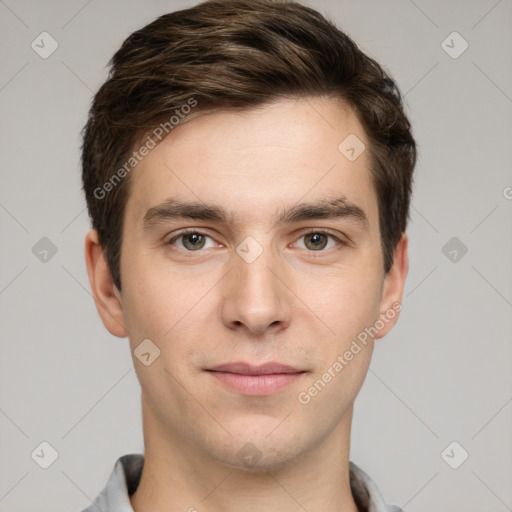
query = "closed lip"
xmin=206 ymin=362 xmax=305 ymax=375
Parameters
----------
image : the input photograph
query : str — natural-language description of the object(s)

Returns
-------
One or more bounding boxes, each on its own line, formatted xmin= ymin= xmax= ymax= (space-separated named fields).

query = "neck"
xmin=130 ymin=395 xmax=359 ymax=512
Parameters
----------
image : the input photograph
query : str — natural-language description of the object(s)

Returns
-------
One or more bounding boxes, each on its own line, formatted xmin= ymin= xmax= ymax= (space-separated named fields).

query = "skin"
xmin=85 ymin=95 xmax=408 ymax=512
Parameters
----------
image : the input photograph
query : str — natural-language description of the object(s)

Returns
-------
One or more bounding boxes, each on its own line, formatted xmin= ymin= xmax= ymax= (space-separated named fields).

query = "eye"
xmin=166 ymin=228 xmax=347 ymax=254
xmin=293 ymin=230 xmax=346 ymax=252
xmin=166 ymin=229 xmax=217 ymax=251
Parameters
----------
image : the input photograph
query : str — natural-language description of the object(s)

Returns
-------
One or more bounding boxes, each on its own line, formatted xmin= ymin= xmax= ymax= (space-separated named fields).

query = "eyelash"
xmin=166 ymin=228 xmax=349 ymax=254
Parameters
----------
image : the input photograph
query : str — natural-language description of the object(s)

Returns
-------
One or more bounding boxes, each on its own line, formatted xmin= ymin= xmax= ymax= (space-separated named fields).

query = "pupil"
xmin=307 ymin=233 xmax=327 ymax=250
xmin=185 ymin=233 xmax=203 ymax=249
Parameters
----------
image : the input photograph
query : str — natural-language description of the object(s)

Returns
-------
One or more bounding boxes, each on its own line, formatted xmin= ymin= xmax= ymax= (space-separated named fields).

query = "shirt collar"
xmin=82 ymin=454 xmax=403 ymax=512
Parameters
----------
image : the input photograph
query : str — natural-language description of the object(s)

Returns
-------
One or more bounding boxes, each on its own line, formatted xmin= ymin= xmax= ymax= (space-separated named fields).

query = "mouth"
xmin=205 ymin=362 xmax=307 ymax=396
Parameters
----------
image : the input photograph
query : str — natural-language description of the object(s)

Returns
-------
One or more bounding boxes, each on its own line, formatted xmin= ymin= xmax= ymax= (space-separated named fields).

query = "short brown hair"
xmin=81 ymin=0 xmax=416 ymax=291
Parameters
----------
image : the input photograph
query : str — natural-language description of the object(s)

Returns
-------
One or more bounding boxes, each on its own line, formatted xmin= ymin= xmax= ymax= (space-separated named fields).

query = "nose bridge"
xmin=235 ymin=234 xmax=282 ymax=301
xmin=222 ymin=234 xmax=291 ymax=333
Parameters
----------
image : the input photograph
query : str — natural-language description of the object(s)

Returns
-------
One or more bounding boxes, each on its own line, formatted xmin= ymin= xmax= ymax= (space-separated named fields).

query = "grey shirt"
xmin=82 ymin=454 xmax=403 ymax=512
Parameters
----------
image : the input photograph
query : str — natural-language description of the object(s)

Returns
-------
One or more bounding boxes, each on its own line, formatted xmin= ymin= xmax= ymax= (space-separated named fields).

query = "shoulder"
xmin=349 ymin=461 xmax=404 ymax=512
xmin=80 ymin=453 xmax=144 ymax=512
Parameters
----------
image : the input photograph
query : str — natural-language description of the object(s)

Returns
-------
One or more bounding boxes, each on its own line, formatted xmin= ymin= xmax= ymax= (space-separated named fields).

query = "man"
xmin=81 ymin=0 xmax=415 ymax=510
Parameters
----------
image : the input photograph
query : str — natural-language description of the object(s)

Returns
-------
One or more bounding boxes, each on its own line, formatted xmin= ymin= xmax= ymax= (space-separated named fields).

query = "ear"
xmin=374 ymin=232 xmax=409 ymax=340
xmin=84 ymin=229 xmax=128 ymax=338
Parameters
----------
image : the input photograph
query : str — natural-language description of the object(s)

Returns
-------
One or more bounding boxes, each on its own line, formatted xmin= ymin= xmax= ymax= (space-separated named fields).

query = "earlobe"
xmin=374 ymin=233 xmax=409 ymax=340
xmin=84 ymin=229 xmax=128 ymax=338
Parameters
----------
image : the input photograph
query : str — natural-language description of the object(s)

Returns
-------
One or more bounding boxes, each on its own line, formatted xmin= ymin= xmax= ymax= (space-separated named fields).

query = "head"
xmin=83 ymin=0 xmax=415 ymax=471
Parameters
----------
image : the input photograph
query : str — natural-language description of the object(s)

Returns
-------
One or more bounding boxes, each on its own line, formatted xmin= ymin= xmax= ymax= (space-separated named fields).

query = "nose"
xmin=220 ymin=240 xmax=292 ymax=337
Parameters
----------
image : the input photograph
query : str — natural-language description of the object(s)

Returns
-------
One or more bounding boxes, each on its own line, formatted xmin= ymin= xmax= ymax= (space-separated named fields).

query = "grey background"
xmin=1 ymin=0 xmax=511 ymax=511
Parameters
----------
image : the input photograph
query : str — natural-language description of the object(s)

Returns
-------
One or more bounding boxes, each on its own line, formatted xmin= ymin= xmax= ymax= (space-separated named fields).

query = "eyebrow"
xmin=142 ymin=196 xmax=369 ymax=231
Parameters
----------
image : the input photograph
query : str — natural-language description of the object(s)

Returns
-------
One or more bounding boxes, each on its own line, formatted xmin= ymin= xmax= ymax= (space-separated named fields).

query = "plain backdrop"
xmin=0 ymin=1 xmax=511 ymax=511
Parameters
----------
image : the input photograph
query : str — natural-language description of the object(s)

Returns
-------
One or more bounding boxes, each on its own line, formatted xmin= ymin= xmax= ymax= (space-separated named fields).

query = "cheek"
xmin=121 ymin=262 xmax=212 ymax=372
xmin=295 ymin=273 xmax=379 ymax=412
xmin=300 ymin=264 xmax=383 ymax=342
xmin=121 ymin=250 xmax=186 ymax=335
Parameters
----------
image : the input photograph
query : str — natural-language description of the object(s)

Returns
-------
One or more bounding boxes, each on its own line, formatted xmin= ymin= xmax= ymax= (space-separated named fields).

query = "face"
xmin=87 ymin=96 xmax=407 ymax=472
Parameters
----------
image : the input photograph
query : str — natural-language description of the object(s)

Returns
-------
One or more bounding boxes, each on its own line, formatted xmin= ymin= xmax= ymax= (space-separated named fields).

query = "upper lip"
xmin=207 ymin=362 xmax=304 ymax=375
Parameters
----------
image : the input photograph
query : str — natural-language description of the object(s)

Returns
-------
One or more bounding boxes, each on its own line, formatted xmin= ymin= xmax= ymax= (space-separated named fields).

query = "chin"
xmin=208 ymin=432 xmax=309 ymax=474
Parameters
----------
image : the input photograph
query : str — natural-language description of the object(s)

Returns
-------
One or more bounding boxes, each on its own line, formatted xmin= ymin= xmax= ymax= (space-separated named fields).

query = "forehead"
xmin=124 ymin=96 xmax=378 ymax=232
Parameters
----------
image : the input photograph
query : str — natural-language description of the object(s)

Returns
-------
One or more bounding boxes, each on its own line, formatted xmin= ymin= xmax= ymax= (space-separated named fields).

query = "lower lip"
xmin=208 ymin=371 xmax=305 ymax=396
